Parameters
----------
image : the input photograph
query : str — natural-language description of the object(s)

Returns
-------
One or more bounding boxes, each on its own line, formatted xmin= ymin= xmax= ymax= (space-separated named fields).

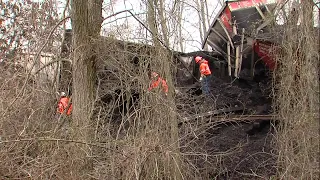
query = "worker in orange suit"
xmin=57 ymin=92 xmax=72 ymax=115
xmin=148 ymin=72 xmax=168 ymax=96
xmin=195 ymin=56 xmax=212 ymax=95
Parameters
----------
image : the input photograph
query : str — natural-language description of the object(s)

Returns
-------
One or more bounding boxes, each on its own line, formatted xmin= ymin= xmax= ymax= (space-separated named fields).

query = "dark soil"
xmin=205 ymin=123 xmax=275 ymax=179
xmin=177 ymin=74 xmax=276 ymax=179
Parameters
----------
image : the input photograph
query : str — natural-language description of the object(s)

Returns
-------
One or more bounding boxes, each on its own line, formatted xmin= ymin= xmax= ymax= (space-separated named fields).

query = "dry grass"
xmin=0 ymin=37 xmax=228 ymax=179
xmin=2 ymin=3 xmax=319 ymax=179
xmin=0 ymin=62 xmax=65 ymax=179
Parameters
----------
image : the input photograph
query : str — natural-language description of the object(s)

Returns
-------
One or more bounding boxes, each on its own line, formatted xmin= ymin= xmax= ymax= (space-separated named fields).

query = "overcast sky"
xmin=41 ymin=0 xmax=320 ymax=53
xmin=53 ymin=0 xmax=222 ymax=53
xmin=100 ymin=0 xmax=221 ymax=53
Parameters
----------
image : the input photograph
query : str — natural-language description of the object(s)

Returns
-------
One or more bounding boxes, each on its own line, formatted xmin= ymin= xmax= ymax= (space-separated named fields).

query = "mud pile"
xmin=177 ymin=74 xmax=276 ymax=179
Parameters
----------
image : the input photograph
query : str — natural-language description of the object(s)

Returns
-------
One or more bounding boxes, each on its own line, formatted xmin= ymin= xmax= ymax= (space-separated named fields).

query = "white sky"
xmin=18 ymin=0 xmax=320 ymax=53
xmin=100 ymin=0 xmax=221 ymax=53
xmin=51 ymin=0 xmax=221 ymax=53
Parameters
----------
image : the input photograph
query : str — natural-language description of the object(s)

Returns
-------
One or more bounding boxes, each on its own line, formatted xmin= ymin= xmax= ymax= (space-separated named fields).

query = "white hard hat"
xmin=151 ymin=72 xmax=159 ymax=78
xmin=60 ymin=92 xmax=66 ymax=97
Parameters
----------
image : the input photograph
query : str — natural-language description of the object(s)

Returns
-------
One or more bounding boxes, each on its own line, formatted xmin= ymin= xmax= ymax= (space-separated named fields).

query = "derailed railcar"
xmin=58 ymin=30 xmax=209 ymax=121
xmin=59 ymin=30 xmax=204 ymax=90
xmin=202 ymin=0 xmax=280 ymax=79
xmin=59 ymin=29 xmax=223 ymax=94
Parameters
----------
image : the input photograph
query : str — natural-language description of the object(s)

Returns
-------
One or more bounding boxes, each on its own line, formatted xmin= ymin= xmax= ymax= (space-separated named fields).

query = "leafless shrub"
xmin=1 ymin=44 xmax=276 ymax=179
xmin=0 ymin=59 xmax=64 ymax=179
xmin=84 ymin=36 xmax=246 ymax=179
xmin=0 ymin=34 xmax=237 ymax=179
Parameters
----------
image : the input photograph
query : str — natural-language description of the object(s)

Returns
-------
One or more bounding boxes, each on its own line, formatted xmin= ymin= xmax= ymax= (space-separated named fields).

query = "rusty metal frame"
xmin=218 ymin=18 xmax=235 ymax=49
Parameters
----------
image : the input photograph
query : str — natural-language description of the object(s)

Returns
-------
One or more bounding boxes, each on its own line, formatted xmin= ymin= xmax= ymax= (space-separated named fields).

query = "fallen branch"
xmin=0 ymin=137 xmax=133 ymax=160
xmin=179 ymin=114 xmax=277 ymax=126
xmin=181 ymin=106 xmax=245 ymax=123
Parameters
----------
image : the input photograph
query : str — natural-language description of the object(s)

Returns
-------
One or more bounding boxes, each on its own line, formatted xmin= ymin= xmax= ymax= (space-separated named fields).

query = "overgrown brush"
xmin=0 ymin=37 xmax=228 ymax=179
xmin=273 ymin=1 xmax=319 ymax=179
xmin=91 ymin=40 xmax=186 ymax=179
xmin=0 ymin=60 xmax=71 ymax=179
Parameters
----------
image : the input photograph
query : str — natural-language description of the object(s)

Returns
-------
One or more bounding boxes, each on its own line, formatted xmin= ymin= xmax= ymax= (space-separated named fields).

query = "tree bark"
xmin=177 ymin=1 xmax=184 ymax=51
xmin=70 ymin=0 xmax=102 ymax=177
xmin=196 ymin=0 xmax=209 ymax=50
xmin=147 ymin=0 xmax=161 ymax=47
xmin=157 ymin=0 xmax=170 ymax=46
xmin=146 ymin=1 xmax=183 ymax=179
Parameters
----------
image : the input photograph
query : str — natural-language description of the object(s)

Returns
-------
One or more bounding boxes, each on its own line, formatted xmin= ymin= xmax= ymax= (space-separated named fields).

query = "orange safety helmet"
xmin=195 ymin=56 xmax=202 ymax=63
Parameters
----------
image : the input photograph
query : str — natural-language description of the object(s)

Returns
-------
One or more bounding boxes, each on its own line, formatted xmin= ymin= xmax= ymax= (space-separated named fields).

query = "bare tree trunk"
xmin=195 ymin=0 xmax=204 ymax=45
xmin=274 ymin=1 xmax=319 ymax=179
xmin=196 ymin=0 xmax=209 ymax=50
xmin=204 ymin=0 xmax=211 ymax=28
xmin=147 ymin=0 xmax=161 ymax=47
xmin=178 ymin=3 xmax=184 ymax=52
xmin=70 ymin=0 xmax=102 ymax=177
xmin=146 ymin=1 xmax=183 ymax=179
xmin=199 ymin=0 xmax=208 ymax=41
xmin=157 ymin=0 xmax=170 ymax=46
xmin=177 ymin=1 xmax=184 ymax=51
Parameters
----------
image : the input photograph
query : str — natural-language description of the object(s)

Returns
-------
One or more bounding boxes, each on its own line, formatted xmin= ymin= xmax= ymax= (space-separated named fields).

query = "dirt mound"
xmin=207 ymin=123 xmax=275 ymax=179
xmin=178 ymin=74 xmax=276 ymax=179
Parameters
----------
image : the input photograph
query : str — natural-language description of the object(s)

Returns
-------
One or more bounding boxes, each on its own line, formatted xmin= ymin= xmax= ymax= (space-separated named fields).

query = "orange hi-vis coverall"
xmin=199 ymin=59 xmax=212 ymax=95
xmin=199 ymin=60 xmax=212 ymax=76
xmin=57 ymin=97 xmax=72 ymax=115
xmin=148 ymin=76 xmax=168 ymax=94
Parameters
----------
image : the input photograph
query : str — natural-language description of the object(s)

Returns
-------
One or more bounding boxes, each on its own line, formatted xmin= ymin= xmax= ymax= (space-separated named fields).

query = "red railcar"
xmin=202 ymin=0 xmax=281 ymax=78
